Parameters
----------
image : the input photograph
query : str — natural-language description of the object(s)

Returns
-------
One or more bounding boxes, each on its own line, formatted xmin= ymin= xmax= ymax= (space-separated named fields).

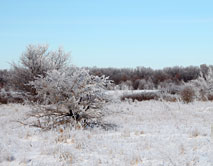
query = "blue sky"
xmin=0 ymin=0 xmax=213 ymax=69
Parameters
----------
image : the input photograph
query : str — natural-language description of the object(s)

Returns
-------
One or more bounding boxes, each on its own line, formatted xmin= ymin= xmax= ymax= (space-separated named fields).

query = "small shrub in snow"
xmin=119 ymin=80 xmax=133 ymax=90
xmin=159 ymin=81 xmax=182 ymax=95
xmin=180 ymin=86 xmax=195 ymax=103
xmin=8 ymin=44 xmax=113 ymax=130
xmin=28 ymin=67 xmax=112 ymax=130
xmin=137 ymin=79 xmax=154 ymax=90
xmin=187 ymin=67 xmax=213 ymax=101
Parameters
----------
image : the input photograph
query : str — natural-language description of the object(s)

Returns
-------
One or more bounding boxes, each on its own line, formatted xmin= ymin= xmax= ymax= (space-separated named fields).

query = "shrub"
xmin=28 ymin=68 xmax=112 ymax=130
xmin=187 ymin=67 xmax=213 ymax=101
xmin=180 ymin=86 xmax=195 ymax=103
xmin=8 ymin=44 xmax=112 ymax=130
xmin=118 ymin=81 xmax=133 ymax=90
xmin=158 ymin=80 xmax=182 ymax=95
xmin=10 ymin=44 xmax=70 ymax=95
xmin=137 ymin=79 xmax=155 ymax=90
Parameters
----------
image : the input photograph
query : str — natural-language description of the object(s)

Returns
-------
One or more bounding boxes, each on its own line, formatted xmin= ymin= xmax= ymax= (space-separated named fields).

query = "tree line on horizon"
xmin=0 ymin=64 xmax=211 ymax=91
xmin=88 ymin=64 xmax=210 ymax=90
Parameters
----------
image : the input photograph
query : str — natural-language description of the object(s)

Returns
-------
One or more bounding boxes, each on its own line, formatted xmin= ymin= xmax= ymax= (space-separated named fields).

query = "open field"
xmin=0 ymin=99 xmax=213 ymax=166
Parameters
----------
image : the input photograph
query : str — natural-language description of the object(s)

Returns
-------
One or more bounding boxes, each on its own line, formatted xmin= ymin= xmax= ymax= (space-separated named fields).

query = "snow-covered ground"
xmin=0 ymin=99 xmax=213 ymax=165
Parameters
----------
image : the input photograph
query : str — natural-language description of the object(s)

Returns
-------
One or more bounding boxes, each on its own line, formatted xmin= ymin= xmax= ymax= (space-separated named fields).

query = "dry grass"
xmin=121 ymin=92 xmax=160 ymax=101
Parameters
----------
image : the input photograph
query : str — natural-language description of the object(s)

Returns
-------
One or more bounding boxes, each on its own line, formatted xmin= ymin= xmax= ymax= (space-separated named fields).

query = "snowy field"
xmin=1 ymin=99 xmax=213 ymax=165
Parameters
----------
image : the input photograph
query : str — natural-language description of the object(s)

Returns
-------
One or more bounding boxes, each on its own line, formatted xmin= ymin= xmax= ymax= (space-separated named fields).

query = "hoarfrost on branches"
xmin=8 ymin=44 xmax=112 ymax=130
xmin=28 ymin=67 xmax=112 ymax=130
xmin=187 ymin=67 xmax=213 ymax=100
xmin=11 ymin=44 xmax=70 ymax=94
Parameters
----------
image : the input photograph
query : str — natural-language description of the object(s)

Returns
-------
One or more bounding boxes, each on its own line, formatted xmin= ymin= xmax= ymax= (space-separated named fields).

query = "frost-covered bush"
xmin=137 ymin=79 xmax=155 ymax=90
xmin=159 ymin=81 xmax=182 ymax=95
xmin=9 ymin=44 xmax=112 ymax=129
xmin=180 ymin=86 xmax=195 ymax=103
xmin=11 ymin=44 xmax=70 ymax=94
xmin=28 ymin=67 xmax=112 ymax=130
xmin=187 ymin=67 xmax=213 ymax=101
xmin=118 ymin=81 xmax=133 ymax=90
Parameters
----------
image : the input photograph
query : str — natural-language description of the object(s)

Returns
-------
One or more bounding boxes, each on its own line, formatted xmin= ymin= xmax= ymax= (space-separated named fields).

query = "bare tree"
xmin=10 ymin=44 xmax=70 ymax=95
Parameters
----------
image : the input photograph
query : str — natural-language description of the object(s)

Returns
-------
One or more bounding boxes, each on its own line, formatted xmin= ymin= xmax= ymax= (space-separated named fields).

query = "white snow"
xmin=0 ymin=99 xmax=213 ymax=165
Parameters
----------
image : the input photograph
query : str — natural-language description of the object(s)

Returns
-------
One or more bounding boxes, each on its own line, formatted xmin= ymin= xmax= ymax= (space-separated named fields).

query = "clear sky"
xmin=0 ymin=0 xmax=213 ymax=69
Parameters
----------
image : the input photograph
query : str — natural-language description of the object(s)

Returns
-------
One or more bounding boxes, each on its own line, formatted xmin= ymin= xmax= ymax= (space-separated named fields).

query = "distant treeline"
xmin=89 ymin=64 xmax=210 ymax=90
xmin=0 ymin=64 xmax=211 ymax=91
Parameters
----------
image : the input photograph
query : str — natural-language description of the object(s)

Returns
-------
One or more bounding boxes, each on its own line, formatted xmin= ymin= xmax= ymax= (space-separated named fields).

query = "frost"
xmin=28 ymin=67 xmax=112 ymax=130
xmin=187 ymin=67 xmax=213 ymax=100
xmin=0 ymin=100 xmax=212 ymax=165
